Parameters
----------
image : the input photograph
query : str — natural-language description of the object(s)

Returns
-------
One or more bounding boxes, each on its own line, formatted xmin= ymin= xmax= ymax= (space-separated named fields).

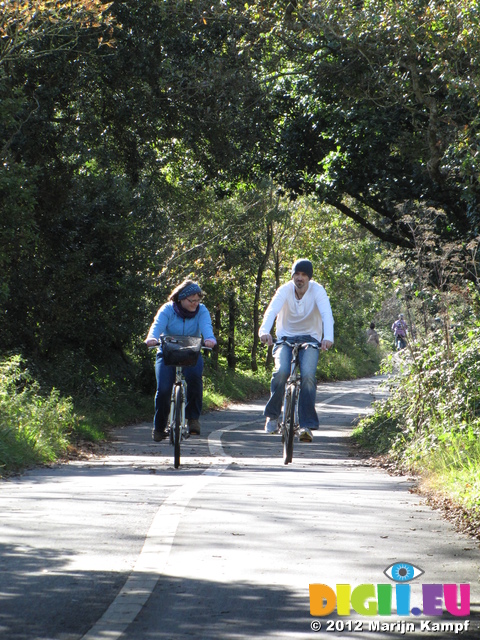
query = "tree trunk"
xmin=211 ymin=303 xmax=221 ymax=371
xmin=264 ymin=247 xmax=282 ymax=369
xmin=227 ymin=290 xmax=236 ymax=370
xmin=251 ymin=221 xmax=273 ymax=371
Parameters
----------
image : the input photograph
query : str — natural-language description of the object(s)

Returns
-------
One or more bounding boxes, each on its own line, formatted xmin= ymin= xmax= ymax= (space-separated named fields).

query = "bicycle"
xmin=151 ymin=335 xmax=208 ymax=469
xmin=277 ymin=338 xmax=320 ymax=465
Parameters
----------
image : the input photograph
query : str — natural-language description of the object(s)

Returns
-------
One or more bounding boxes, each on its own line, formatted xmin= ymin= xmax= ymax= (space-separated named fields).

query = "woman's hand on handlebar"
xmin=145 ymin=338 xmax=159 ymax=348
xmin=204 ymin=339 xmax=216 ymax=349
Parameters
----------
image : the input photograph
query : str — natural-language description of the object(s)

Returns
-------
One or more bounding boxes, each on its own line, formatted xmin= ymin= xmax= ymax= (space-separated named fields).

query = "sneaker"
xmin=264 ymin=417 xmax=279 ymax=434
xmin=298 ymin=427 xmax=313 ymax=443
xmin=187 ymin=419 xmax=201 ymax=435
xmin=152 ymin=428 xmax=167 ymax=442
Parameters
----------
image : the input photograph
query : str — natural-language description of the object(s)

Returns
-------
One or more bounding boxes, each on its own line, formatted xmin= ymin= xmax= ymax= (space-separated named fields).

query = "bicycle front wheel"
xmin=283 ymin=384 xmax=296 ymax=465
xmin=173 ymin=384 xmax=183 ymax=469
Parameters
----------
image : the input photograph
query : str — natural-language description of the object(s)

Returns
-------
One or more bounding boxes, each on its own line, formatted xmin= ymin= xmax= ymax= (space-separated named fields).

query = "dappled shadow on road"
xmin=123 ymin=573 xmax=480 ymax=640
xmin=222 ymin=424 xmax=363 ymax=464
xmin=0 ymin=541 xmax=128 ymax=640
xmin=124 ymin=574 xmax=315 ymax=639
xmin=94 ymin=378 xmax=380 ymax=464
xmin=2 ymin=546 xmax=478 ymax=640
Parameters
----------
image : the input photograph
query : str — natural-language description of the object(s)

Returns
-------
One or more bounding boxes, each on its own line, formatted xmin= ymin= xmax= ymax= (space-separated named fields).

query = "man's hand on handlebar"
xmin=260 ymin=334 xmax=274 ymax=347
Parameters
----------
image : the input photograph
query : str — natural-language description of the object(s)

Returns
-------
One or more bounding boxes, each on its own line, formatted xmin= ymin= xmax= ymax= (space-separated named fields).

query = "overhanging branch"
xmin=331 ymin=200 xmax=414 ymax=248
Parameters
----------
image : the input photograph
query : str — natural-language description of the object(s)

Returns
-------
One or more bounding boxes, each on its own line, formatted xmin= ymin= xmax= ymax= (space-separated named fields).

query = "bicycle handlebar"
xmin=276 ymin=339 xmax=320 ymax=349
xmin=147 ymin=338 xmax=213 ymax=351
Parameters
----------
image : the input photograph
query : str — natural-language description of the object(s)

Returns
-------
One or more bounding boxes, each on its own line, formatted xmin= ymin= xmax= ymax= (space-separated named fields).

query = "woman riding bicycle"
xmin=145 ymin=280 xmax=216 ymax=441
xmin=259 ymin=259 xmax=334 ymax=443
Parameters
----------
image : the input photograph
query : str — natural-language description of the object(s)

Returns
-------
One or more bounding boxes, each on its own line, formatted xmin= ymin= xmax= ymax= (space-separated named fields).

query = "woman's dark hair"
xmin=370 ymin=322 xmax=375 ymax=330
xmin=169 ymin=279 xmax=205 ymax=302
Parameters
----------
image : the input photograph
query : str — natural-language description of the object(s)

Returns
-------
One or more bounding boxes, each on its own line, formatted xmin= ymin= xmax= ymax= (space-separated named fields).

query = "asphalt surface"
xmin=1 ymin=376 xmax=479 ymax=640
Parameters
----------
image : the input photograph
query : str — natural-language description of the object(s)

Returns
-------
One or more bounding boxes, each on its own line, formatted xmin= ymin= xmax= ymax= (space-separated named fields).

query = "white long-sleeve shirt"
xmin=259 ymin=280 xmax=334 ymax=343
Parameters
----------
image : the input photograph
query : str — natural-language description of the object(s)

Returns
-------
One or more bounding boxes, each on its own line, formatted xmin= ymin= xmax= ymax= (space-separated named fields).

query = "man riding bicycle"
xmin=259 ymin=259 xmax=334 ymax=443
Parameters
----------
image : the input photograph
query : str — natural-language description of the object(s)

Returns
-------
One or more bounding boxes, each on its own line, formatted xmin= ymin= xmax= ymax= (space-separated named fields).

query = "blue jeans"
xmin=154 ymin=353 xmax=204 ymax=431
xmin=264 ymin=335 xmax=320 ymax=429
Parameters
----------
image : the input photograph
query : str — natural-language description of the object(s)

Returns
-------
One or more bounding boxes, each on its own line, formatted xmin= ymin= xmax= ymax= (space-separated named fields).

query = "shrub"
xmin=353 ymin=326 xmax=480 ymax=477
xmin=0 ymin=355 xmax=76 ymax=474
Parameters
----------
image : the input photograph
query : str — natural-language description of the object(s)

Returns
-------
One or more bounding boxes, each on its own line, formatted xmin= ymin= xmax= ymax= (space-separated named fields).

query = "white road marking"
xmin=317 ymin=393 xmax=347 ymax=408
xmin=80 ymin=422 xmax=241 ymax=639
xmin=81 ymin=392 xmax=360 ymax=638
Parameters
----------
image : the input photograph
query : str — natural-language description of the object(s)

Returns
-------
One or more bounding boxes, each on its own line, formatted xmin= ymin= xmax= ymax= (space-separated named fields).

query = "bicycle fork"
xmin=168 ymin=373 xmax=187 ymax=438
xmin=285 ymin=367 xmax=301 ymax=432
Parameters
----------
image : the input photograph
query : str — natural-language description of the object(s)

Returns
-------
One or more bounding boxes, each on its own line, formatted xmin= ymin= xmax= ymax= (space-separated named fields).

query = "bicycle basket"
xmin=161 ymin=336 xmax=202 ymax=367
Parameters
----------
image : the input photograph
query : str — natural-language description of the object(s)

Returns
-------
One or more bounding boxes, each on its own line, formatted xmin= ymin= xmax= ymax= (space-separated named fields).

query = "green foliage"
xmin=353 ymin=326 xmax=480 ymax=479
xmin=246 ymin=0 xmax=480 ymax=250
xmin=318 ymin=345 xmax=383 ymax=382
xmin=0 ymin=0 xmax=271 ymax=371
xmin=0 ymin=355 xmax=77 ymax=474
xmin=351 ymin=403 xmax=401 ymax=455
xmin=72 ymin=390 xmax=153 ymax=443
xmin=203 ymin=356 xmax=271 ymax=408
xmin=391 ymin=328 xmax=480 ymax=467
xmin=426 ymin=464 xmax=480 ymax=514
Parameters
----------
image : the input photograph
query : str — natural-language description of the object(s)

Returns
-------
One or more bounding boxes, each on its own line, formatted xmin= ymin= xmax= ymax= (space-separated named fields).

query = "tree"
xmin=0 ymin=0 xmax=270 ymax=372
xmin=0 ymin=0 xmax=119 ymax=358
xmin=238 ymin=1 xmax=480 ymax=257
xmin=0 ymin=0 xmax=405 ymax=394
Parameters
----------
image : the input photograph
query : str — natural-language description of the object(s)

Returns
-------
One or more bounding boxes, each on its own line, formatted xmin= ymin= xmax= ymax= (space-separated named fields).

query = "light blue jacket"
xmin=146 ymin=302 xmax=217 ymax=344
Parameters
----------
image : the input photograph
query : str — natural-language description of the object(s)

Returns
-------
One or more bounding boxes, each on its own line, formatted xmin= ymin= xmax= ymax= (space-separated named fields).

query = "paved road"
xmin=1 ymin=377 xmax=479 ymax=639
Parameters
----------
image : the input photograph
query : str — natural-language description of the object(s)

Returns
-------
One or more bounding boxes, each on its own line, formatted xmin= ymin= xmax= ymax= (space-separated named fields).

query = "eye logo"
xmin=384 ymin=562 xmax=424 ymax=583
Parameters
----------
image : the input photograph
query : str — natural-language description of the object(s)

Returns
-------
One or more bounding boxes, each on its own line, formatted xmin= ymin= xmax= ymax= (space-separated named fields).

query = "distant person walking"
xmin=366 ymin=322 xmax=380 ymax=347
xmin=391 ymin=314 xmax=408 ymax=350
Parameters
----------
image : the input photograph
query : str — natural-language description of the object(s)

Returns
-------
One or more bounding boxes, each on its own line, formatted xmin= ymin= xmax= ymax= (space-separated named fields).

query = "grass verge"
xmin=0 ymin=356 xmax=77 ymax=475
xmin=352 ymin=377 xmax=480 ymax=541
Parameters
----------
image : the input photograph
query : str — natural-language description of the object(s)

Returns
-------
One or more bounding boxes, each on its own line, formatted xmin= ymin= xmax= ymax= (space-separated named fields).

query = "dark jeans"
xmin=154 ymin=353 xmax=204 ymax=431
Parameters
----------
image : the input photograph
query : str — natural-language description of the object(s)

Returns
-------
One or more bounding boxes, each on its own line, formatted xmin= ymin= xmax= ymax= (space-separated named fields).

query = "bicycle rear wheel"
xmin=173 ymin=385 xmax=183 ymax=469
xmin=283 ymin=384 xmax=296 ymax=465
